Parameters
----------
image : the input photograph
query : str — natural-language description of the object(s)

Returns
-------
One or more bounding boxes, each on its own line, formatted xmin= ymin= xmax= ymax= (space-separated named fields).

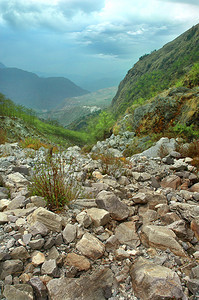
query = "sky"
xmin=0 ymin=0 xmax=199 ymax=90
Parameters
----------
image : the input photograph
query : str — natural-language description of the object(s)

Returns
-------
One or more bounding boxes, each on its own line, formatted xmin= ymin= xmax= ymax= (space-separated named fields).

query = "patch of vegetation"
xmin=177 ymin=139 xmax=199 ymax=171
xmin=171 ymin=123 xmax=199 ymax=141
xmin=0 ymin=129 xmax=6 ymax=144
xmin=183 ymin=63 xmax=199 ymax=88
xmin=29 ymin=155 xmax=81 ymax=211
xmin=0 ymin=93 xmax=91 ymax=146
xmin=19 ymin=137 xmax=58 ymax=152
xmin=91 ymin=151 xmax=131 ymax=177
xmin=87 ymin=111 xmax=115 ymax=142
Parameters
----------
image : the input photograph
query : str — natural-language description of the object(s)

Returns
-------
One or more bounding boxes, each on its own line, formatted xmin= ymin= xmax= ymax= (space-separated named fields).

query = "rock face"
xmin=0 ymin=139 xmax=198 ymax=299
xmin=130 ymin=258 xmax=186 ymax=300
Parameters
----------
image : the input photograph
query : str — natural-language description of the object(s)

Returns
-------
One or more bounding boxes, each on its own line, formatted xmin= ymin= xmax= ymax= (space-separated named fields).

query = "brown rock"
xmin=130 ymin=257 xmax=186 ymax=300
xmin=76 ymin=233 xmax=105 ymax=259
xmin=190 ymin=182 xmax=199 ymax=193
xmin=96 ymin=190 xmax=129 ymax=221
xmin=115 ymin=221 xmax=140 ymax=247
xmin=86 ymin=208 xmax=110 ymax=227
xmin=64 ymin=253 xmax=90 ymax=271
xmin=27 ymin=207 xmax=62 ymax=232
xmin=141 ymin=224 xmax=186 ymax=256
xmin=47 ymin=268 xmax=114 ymax=300
xmin=160 ymin=212 xmax=181 ymax=225
xmin=161 ymin=175 xmax=181 ymax=190
xmin=191 ymin=219 xmax=199 ymax=240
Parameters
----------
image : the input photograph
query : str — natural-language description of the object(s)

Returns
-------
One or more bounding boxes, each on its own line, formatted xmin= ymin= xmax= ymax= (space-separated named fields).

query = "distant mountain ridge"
xmin=0 ymin=65 xmax=89 ymax=109
xmin=38 ymin=86 xmax=117 ymax=127
xmin=112 ymin=23 xmax=199 ymax=115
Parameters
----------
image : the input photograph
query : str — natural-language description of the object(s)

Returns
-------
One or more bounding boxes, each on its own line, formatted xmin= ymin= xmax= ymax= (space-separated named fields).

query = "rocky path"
xmin=0 ymin=137 xmax=199 ymax=299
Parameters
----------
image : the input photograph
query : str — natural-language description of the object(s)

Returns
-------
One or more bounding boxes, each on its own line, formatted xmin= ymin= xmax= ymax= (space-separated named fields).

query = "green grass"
xmin=0 ymin=93 xmax=91 ymax=146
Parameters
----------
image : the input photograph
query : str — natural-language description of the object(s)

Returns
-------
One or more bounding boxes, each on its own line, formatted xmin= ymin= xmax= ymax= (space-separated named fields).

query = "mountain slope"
xmin=38 ymin=86 xmax=117 ymax=127
xmin=0 ymin=67 xmax=89 ymax=110
xmin=112 ymin=23 xmax=199 ymax=115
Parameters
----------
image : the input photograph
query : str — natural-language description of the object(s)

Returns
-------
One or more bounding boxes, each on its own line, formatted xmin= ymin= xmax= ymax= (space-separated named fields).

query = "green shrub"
xmin=0 ymin=129 xmax=6 ymax=144
xmin=91 ymin=151 xmax=131 ymax=176
xmin=29 ymin=155 xmax=81 ymax=211
xmin=172 ymin=123 xmax=199 ymax=141
xmin=183 ymin=63 xmax=199 ymax=87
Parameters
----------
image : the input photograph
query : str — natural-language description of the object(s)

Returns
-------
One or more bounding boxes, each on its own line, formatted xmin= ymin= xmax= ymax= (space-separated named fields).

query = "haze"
xmin=0 ymin=0 xmax=199 ymax=91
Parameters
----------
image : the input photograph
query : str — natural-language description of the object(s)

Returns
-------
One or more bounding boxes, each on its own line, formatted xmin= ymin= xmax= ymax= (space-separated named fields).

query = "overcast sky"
xmin=0 ymin=0 xmax=199 ymax=90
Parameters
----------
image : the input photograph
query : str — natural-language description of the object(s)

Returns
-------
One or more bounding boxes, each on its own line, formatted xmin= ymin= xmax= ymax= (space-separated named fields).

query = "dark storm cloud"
xmin=0 ymin=0 xmax=198 ymax=85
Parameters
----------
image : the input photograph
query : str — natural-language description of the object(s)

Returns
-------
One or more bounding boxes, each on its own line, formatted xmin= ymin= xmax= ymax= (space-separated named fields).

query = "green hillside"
xmin=112 ymin=24 xmax=199 ymax=116
xmin=0 ymin=93 xmax=90 ymax=146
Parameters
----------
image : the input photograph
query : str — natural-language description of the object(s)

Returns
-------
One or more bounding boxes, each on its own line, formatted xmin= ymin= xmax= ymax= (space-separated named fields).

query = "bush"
xmin=183 ymin=63 xmax=199 ymax=88
xmin=172 ymin=123 xmax=199 ymax=141
xmin=91 ymin=151 xmax=131 ymax=177
xmin=29 ymin=155 xmax=81 ymax=211
xmin=20 ymin=137 xmax=58 ymax=152
xmin=177 ymin=139 xmax=199 ymax=171
xmin=0 ymin=129 xmax=6 ymax=144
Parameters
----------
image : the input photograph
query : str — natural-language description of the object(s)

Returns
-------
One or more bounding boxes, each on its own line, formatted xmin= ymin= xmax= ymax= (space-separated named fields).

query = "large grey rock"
xmin=0 ymin=259 xmax=23 ymax=279
xmin=140 ymin=137 xmax=177 ymax=158
xmin=10 ymin=246 xmax=30 ymax=261
xmin=30 ymin=196 xmax=46 ymax=208
xmin=29 ymin=238 xmax=45 ymax=250
xmin=76 ymin=211 xmax=92 ymax=228
xmin=76 ymin=232 xmax=105 ymax=259
xmin=87 ymin=208 xmax=110 ymax=227
xmin=47 ymin=268 xmax=114 ymax=300
xmin=62 ymin=223 xmax=77 ymax=244
xmin=0 ymin=199 xmax=11 ymax=211
xmin=0 ymin=212 xmax=8 ymax=224
xmin=130 ymin=257 xmax=186 ymax=300
xmin=29 ymin=277 xmax=48 ymax=300
xmin=115 ymin=221 xmax=140 ymax=247
xmin=7 ymin=172 xmax=28 ymax=185
xmin=96 ymin=190 xmax=129 ymax=221
xmin=141 ymin=224 xmax=186 ymax=256
xmin=27 ymin=207 xmax=62 ymax=232
xmin=3 ymin=284 xmax=34 ymax=300
xmin=6 ymin=195 xmax=26 ymax=210
xmin=29 ymin=221 xmax=49 ymax=236
xmin=41 ymin=259 xmax=60 ymax=277
xmin=170 ymin=202 xmax=199 ymax=222
xmin=132 ymin=192 xmax=148 ymax=204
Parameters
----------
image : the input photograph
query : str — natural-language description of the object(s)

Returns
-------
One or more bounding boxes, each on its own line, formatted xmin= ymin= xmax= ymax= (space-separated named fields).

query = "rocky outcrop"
xmin=0 ymin=140 xmax=198 ymax=299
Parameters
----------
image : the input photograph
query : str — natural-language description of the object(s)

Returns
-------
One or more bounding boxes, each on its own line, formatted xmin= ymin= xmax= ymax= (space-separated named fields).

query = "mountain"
xmin=0 ymin=66 xmax=89 ymax=110
xmin=0 ymin=62 xmax=6 ymax=68
xmin=38 ymin=86 xmax=117 ymax=127
xmin=111 ymin=23 xmax=199 ymax=116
